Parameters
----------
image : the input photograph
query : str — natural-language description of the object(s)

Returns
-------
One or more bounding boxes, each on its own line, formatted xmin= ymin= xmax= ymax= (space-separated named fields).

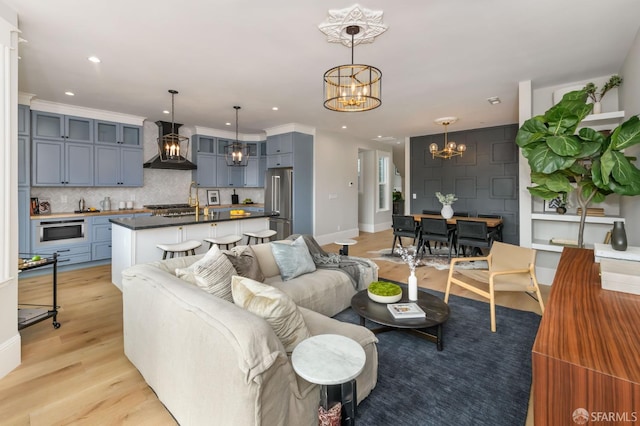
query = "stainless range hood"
xmin=143 ymin=121 xmax=197 ymax=170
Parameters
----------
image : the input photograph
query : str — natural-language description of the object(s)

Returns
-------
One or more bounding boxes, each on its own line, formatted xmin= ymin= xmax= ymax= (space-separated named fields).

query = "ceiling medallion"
xmin=318 ymin=4 xmax=388 ymax=47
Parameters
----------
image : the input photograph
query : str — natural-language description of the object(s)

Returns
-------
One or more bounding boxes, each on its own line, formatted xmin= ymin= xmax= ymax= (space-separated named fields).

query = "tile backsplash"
xmin=30 ymin=169 xmax=264 ymax=213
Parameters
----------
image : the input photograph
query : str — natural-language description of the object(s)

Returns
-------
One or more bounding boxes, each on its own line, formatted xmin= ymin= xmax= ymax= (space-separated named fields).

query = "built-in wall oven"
xmin=34 ymin=218 xmax=88 ymax=248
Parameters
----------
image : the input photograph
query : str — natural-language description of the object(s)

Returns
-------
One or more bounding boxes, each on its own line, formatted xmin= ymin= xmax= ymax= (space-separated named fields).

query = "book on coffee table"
xmin=387 ymin=302 xmax=426 ymax=319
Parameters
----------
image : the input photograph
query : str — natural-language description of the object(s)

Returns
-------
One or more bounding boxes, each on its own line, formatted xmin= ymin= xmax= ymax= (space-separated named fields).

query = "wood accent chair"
xmin=391 ymin=215 xmax=420 ymax=255
xmin=417 ymin=218 xmax=457 ymax=260
xmin=444 ymin=241 xmax=545 ymax=332
xmin=477 ymin=213 xmax=504 ymax=242
xmin=456 ymin=220 xmax=496 ymax=257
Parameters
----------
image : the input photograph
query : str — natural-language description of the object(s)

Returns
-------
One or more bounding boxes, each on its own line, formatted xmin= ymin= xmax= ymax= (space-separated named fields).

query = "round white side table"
xmin=292 ymin=334 xmax=365 ymax=425
xmin=334 ymin=239 xmax=357 ymax=256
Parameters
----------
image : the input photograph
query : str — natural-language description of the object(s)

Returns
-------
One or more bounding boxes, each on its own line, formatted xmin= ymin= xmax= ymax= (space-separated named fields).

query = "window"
xmin=377 ymin=152 xmax=390 ymax=211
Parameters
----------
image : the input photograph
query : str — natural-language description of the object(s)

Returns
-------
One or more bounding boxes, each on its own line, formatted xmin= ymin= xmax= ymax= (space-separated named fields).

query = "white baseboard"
xmin=314 ymin=228 xmax=359 ymax=247
xmin=359 ymin=221 xmax=392 ymax=234
xmin=0 ymin=333 xmax=21 ymax=380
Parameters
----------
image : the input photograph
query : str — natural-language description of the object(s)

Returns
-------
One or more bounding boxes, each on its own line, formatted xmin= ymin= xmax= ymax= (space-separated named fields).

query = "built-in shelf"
xmin=581 ymin=110 xmax=625 ymax=122
xmin=532 ymin=239 xmax=593 ymax=253
xmin=578 ymin=110 xmax=625 ymax=131
xmin=531 ymin=213 xmax=624 ymax=224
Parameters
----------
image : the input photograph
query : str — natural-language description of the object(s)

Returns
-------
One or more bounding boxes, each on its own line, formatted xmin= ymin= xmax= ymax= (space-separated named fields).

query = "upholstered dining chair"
xmin=444 ymin=241 xmax=545 ymax=332
xmin=417 ymin=218 xmax=457 ymax=259
xmin=421 ymin=209 xmax=441 ymax=215
xmin=391 ymin=215 xmax=420 ymax=255
xmin=477 ymin=213 xmax=504 ymax=242
xmin=456 ymin=220 xmax=496 ymax=257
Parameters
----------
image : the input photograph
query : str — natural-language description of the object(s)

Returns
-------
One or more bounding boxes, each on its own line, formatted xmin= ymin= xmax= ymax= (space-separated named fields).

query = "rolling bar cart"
xmin=17 ymin=252 xmax=61 ymax=329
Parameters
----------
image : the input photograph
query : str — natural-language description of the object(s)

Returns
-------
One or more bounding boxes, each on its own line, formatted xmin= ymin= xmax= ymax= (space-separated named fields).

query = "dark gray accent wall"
xmin=410 ymin=124 xmax=520 ymax=244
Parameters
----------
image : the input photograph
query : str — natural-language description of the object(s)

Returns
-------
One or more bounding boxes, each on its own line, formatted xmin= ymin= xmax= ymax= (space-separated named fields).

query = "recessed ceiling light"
xmin=65 ymin=91 xmax=75 ymax=96
xmin=225 ymin=122 xmax=231 ymax=126
xmin=272 ymin=107 xmax=279 ymax=111
xmin=162 ymin=110 xmax=170 ymax=114
xmin=342 ymin=125 xmax=347 ymax=129
xmin=487 ymin=96 xmax=501 ymax=105
xmin=377 ymin=135 xmax=382 ymax=138
xmin=88 ymin=56 xmax=101 ymax=63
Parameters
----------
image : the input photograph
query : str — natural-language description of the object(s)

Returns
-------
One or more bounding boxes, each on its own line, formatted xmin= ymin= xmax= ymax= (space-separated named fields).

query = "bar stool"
xmin=244 ymin=229 xmax=277 ymax=244
xmin=157 ymin=240 xmax=202 ymax=260
xmin=203 ymin=235 xmax=242 ymax=250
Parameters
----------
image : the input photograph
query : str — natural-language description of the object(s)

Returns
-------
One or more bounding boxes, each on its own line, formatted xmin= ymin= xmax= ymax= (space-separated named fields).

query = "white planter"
xmin=592 ymin=101 xmax=602 ymax=114
xmin=441 ymin=204 xmax=454 ymax=219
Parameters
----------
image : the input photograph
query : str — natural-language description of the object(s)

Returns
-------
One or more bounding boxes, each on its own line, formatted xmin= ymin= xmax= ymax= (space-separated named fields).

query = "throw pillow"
xmin=231 ymin=275 xmax=311 ymax=353
xmin=224 ymin=245 xmax=265 ymax=282
xmin=270 ymin=236 xmax=316 ymax=281
xmin=175 ymin=245 xmax=237 ymax=301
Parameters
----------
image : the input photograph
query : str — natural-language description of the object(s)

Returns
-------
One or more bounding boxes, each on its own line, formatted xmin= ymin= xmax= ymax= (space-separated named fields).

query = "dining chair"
xmin=417 ymin=218 xmax=456 ymax=259
xmin=456 ymin=220 xmax=496 ymax=257
xmin=390 ymin=215 xmax=420 ymax=255
xmin=453 ymin=211 xmax=470 ymax=217
xmin=444 ymin=241 xmax=545 ymax=332
xmin=421 ymin=209 xmax=440 ymax=215
xmin=477 ymin=213 xmax=504 ymax=242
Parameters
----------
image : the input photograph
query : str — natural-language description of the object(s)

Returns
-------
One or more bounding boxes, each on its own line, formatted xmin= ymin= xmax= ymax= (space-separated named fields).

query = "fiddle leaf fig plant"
xmin=516 ymin=89 xmax=640 ymax=247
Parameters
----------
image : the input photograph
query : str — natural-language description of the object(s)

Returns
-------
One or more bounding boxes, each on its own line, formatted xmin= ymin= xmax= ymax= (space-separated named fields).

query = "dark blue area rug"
xmin=333 ymin=286 xmax=541 ymax=426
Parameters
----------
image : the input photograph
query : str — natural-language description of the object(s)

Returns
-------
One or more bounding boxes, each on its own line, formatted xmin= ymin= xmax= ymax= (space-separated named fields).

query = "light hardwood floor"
xmin=2 ymin=229 xmax=548 ymax=425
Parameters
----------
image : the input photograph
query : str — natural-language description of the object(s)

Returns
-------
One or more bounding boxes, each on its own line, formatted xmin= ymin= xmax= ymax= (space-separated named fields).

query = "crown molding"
xmin=18 ymin=92 xmax=36 ymax=105
xmin=193 ymin=126 xmax=266 ymax=142
xmin=265 ymin=123 xmax=315 ymax=137
xmin=30 ymin=99 xmax=146 ymax=126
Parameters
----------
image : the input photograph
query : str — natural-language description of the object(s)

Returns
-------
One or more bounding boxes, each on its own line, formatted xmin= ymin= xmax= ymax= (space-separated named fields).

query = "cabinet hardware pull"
xmin=57 ymin=249 xmax=71 ymax=253
xmin=59 ymin=258 xmax=70 ymax=263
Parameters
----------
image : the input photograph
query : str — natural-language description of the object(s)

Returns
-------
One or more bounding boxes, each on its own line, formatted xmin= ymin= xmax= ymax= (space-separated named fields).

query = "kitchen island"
xmin=110 ymin=211 xmax=275 ymax=290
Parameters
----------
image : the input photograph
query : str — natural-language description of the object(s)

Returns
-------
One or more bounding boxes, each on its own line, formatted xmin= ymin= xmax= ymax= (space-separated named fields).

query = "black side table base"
xmin=320 ymin=380 xmax=358 ymax=426
xmin=359 ymin=317 xmax=444 ymax=351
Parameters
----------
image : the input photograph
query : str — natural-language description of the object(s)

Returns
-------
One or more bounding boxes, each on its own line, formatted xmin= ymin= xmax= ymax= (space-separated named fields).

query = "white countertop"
xmin=291 ymin=334 xmax=365 ymax=385
xmin=594 ymin=243 xmax=640 ymax=263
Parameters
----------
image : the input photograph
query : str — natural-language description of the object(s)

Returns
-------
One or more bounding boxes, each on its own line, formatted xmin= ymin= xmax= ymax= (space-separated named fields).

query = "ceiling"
xmin=8 ymin=0 xmax=640 ymax=140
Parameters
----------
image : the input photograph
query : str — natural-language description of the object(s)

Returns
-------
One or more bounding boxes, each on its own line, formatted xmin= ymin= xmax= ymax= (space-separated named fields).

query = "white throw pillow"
xmin=231 ymin=275 xmax=311 ymax=353
xmin=270 ymin=236 xmax=316 ymax=281
xmin=175 ymin=245 xmax=237 ymax=301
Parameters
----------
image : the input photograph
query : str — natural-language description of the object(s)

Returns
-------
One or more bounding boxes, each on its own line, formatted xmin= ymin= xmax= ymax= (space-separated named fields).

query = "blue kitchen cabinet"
xmin=92 ymin=215 xmax=133 ymax=260
xmin=228 ymin=163 xmax=244 ymax=187
xmin=32 ymin=111 xmax=94 ymax=143
xmin=94 ymin=145 xmax=143 ymax=186
xmin=18 ymin=104 xmax=30 ymax=135
xmin=194 ymin=153 xmax=217 ymax=187
xmin=32 ymin=139 xmax=94 ymax=186
xmin=216 ymin=155 xmax=229 ymax=187
xmin=18 ymin=136 xmax=30 ymax=187
xmin=244 ymin=158 xmax=260 ymax=187
xmin=95 ymin=120 xmax=142 ymax=146
xmin=195 ymin=135 xmax=216 ymax=154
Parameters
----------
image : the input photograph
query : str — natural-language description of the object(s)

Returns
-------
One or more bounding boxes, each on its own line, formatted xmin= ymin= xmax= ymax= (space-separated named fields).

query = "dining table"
xmin=411 ymin=214 xmax=503 ymax=228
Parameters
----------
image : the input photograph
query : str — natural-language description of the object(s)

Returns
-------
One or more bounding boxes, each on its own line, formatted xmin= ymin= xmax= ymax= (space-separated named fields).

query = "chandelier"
xmin=225 ymin=106 xmax=249 ymax=167
xmin=158 ymin=89 xmax=189 ymax=163
xmin=429 ymin=117 xmax=466 ymax=159
xmin=323 ymin=25 xmax=382 ymax=112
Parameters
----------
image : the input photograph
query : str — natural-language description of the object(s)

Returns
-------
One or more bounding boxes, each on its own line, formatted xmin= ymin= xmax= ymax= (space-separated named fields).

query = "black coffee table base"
xmin=358 ymin=317 xmax=445 ymax=351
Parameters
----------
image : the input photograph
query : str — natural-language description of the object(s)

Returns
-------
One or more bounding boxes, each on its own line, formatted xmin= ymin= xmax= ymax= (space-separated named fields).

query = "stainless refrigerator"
xmin=264 ymin=168 xmax=293 ymax=240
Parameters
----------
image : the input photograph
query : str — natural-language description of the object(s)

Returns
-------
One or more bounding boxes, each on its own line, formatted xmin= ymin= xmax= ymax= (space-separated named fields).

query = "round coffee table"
xmin=351 ymin=284 xmax=450 ymax=351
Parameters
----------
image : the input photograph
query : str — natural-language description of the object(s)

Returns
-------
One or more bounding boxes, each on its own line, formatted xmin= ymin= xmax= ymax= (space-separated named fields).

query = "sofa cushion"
xmin=251 ymin=241 xmax=284 ymax=278
xmin=270 ymin=236 xmax=316 ymax=281
xmin=175 ymin=245 xmax=236 ymax=301
xmin=231 ymin=275 xmax=311 ymax=353
xmin=224 ymin=245 xmax=265 ymax=282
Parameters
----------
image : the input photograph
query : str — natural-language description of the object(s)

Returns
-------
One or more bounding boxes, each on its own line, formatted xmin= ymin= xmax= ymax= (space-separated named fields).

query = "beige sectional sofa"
xmin=122 ymin=240 xmax=379 ymax=426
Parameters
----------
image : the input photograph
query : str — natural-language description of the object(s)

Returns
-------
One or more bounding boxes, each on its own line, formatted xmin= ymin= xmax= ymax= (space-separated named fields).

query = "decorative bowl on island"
xmin=367 ymin=281 xmax=402 ymax=303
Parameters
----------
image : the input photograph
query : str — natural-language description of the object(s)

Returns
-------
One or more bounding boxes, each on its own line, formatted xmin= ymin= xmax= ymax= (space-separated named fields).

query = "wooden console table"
xmin=532 ymin=248 xmax=640 ymax=425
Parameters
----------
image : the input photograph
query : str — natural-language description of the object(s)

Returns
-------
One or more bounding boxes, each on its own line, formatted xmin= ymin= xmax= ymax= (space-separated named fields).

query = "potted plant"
xmin=584 ymin=75 xmax=623 ymax=113
xmin=435 ymin=192 xmax=457 ymax=219
xmin=516 ymin=88 xmax=640 ymax=248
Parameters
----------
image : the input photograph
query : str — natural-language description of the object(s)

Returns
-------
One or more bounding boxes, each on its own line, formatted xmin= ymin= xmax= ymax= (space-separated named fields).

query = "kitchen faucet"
xmin=188 ymin=181 xmax=200 ymax=219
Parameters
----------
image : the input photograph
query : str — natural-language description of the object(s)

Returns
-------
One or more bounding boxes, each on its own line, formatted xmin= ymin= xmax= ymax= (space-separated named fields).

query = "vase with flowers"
xmin=584 ymin=75 xmax=623 ymax=114
xmin=435 ymin=192 xmax=457 ymax=219
xmin=396 ymin=245 xmax=421 ymax=301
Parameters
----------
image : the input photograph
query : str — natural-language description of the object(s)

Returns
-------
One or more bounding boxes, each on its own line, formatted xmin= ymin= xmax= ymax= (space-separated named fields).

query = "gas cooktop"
xmin=144 ymin=204 xmax=196 ymax=217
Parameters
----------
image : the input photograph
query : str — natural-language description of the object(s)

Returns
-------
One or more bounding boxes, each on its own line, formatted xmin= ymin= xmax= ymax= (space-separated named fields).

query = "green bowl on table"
xmin=367 ymin=281 xmax=402 ymax=303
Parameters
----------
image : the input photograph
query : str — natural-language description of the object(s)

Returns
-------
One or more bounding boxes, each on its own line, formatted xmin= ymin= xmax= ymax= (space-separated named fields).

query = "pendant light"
xmin=429 ymin=117 xmax=466 ymax=159
xmin=225 ymin=106 xmax=249 ymax=167
xmin=158 ymin=89 xmax=189 ymax=163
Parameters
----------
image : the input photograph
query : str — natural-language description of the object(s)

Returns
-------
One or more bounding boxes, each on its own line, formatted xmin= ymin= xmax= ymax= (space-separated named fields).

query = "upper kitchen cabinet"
xmin=95 ymin=120 xmax=142 ymax=146
xmin=196 ymin=135 xmax=217 ymax=154
xmin=266 ymin=133 xmax=293 ymax=155
xmin=18 ymin=104 xmax=30 ymax=135
xmin=94 ymin=145 xmax=143 ymax=187
xmin=32 ymin=111 xmax=94 ymax=143
xmin=32 ymin=139 xmax=93 ymax=186
xmin=18 ymin=136 xmax=30 ymax=187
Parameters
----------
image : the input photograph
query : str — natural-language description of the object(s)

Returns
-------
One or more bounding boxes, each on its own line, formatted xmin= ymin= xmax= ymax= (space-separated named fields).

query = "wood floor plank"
xmin=1 ymin=230 xmax=546 ymax=424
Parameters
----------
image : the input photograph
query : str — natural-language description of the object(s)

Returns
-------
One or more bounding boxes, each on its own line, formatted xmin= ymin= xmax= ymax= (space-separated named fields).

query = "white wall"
xmin=0 ymin=1 xmax=20 ymax=380
xmin=620 ymin=27 xmax=640 ymax=245
xmin=313 ymin=129 xmax=392 ymax=245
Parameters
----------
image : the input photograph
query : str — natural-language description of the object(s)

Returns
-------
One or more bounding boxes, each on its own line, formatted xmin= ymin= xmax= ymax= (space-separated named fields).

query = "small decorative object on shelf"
xmin=435 ymin=192 xmax=457 ymax=219
xmin=396 ymin=245 xmax=420 ymax=301
xmin=611 ymin=221 xmax=628 ymax=251
xmin=584 ymin=75 xmax=623 ymax=114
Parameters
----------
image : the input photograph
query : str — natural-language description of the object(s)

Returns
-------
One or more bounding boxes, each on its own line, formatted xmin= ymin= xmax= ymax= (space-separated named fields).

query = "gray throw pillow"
xmin=224 ymin=245 xmax=265 ymax=282
xmin=270 ymin=236 xmax=316 ymax=281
